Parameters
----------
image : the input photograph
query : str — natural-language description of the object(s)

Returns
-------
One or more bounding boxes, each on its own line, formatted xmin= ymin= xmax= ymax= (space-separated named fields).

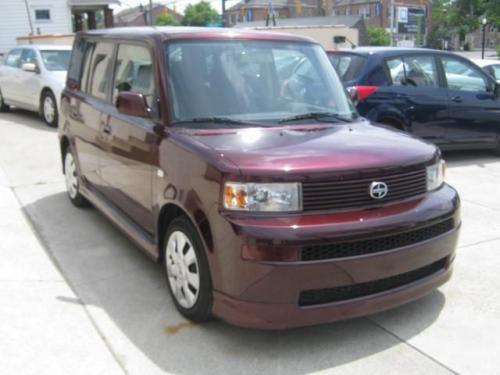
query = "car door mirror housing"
xmin=116 ymin=92 xmax=151 ymax=118
xmin=21 ymin=62 xmax=38 ymax=73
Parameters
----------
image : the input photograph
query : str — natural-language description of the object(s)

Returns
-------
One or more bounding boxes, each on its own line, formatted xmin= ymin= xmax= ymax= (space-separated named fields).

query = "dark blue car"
xmin=327 ymin=47 xmax=500 ymax=153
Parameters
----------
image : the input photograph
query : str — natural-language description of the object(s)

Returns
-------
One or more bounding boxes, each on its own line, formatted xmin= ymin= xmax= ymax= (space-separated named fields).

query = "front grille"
xmin=302 ymin=168 xmax=427 ymax=212
xmin=298 ymin=258 xmax=447 ymax=306
xmin=301 ymin=219 xmax=454 ymax=261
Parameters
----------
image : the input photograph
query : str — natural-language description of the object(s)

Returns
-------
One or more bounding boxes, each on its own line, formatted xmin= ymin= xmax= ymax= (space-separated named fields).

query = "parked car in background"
xmin=59 ymin=28 xmax=460 ymax=329
xmin=327 ymin=48 xmax=500 ymax=153
xmin=0 ymin=45 xmax=71 ymax=127
xmin=471 ymin=59 xmax=500 ymax=83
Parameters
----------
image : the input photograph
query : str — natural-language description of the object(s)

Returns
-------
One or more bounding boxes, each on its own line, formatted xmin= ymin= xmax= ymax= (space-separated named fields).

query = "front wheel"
xmin=163 ymin=217 xmax=213 ymax=322
xmin=41 ymin=91 xmax=58 ymax=127
xmin=64 ymin=148 xmax=89 ymax=207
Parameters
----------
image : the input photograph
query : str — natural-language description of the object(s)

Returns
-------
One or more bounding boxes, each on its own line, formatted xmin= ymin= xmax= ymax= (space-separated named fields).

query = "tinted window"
xmin=67 ymin=38 xmax=87 ymax=89
xmin=112 ymin=44 xmax=154 ymax=107
xmin=442 ymin=57 xmax=487 ymax=92
xmin=5 ymin=49 xmax=22 ymax=68
xmin=328 ymin=53 xmax=366 ymax=82
xmin=386 ymin=55 xmax=438 ymax=88
xmin=88 ymin=43 xmax=114 ymax=101
xmin=41 ymin=50 xmax=70 ymax=71
xmin=166 ymin=40 xmax=356 ymax=124
xmin=35 ymin=9 xmax=50 ymax=20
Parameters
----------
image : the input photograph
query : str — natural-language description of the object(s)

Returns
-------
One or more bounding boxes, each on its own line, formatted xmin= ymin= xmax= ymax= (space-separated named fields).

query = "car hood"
xmin=174 ymin=119 xmax=439 ymax=177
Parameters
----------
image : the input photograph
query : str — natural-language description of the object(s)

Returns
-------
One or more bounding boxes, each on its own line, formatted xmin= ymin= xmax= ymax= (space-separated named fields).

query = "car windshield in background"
xmin=165 ymin=40 xmax=356 ymax=127
xmin=40 ymin=50 xmax=71 ymax=71
xmin=328 ymin=53 xmax=366 ymax=82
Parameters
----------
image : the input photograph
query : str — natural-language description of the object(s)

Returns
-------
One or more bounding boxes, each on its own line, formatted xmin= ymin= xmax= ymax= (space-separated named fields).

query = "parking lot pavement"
xmin=1 ymin=110 xmax=500 ymax=375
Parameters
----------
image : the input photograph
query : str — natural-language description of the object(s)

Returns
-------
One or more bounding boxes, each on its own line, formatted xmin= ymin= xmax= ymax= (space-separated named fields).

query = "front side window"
xmin=386 ymin=55 xmax=438 ymax=88
xmin=88 ymin=43 xmax=114 ymax=101
xmin=165 ymin=40 xmax=356 ymax=125
xmin=441 ymin=57 xmax=487 ymax=92
xmin=40 ymin=50 xmax=71 ymax=71
xmin=5 ymin=49 xmax=22 ymax=68
xmin=112 ymin=44 xmax=154 ymax=107
xmin=21 ymin=49 xmax=37 ymax=66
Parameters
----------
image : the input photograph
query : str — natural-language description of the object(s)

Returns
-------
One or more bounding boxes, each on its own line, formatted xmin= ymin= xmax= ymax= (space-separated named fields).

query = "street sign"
xmin=398 ymin=7 xmax=408 ymax=23
xmin=397 ymin=7 xmax=425 ymax=34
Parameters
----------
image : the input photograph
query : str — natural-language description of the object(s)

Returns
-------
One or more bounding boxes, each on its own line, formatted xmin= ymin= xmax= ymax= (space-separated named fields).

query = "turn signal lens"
xmin=426 ymin=159 xmax=446 ymax=191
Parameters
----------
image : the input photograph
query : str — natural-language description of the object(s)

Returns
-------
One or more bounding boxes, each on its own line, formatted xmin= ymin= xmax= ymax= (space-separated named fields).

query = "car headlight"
xmin=223 ymin=182 xmax=302 ymax=212
xmin=426 ymin=159 xmax=445 ymax=191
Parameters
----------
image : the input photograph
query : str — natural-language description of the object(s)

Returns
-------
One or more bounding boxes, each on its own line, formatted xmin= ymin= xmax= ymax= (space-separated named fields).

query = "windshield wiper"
xmin=278 ymin=112 xmax=352 ymax=124
xmin=170 ymin=117 xmax=268 ymax=127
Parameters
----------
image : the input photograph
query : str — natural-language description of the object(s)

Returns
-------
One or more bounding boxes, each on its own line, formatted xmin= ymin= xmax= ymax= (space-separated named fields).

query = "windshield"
xmin=328 ymin=53 xmax=366 ymax=82
xmin=40 ymin=50 xmax=71 ymax=71
xmin=165 ymin=40 xmax=357 ymax=126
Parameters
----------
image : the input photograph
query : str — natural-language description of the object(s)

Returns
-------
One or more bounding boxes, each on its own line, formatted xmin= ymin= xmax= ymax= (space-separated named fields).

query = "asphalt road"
xmin=1 ymin=109 xmax=500 ymax=375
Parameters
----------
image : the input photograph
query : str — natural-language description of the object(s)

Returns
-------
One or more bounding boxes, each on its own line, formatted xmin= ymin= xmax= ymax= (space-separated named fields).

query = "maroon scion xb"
xmin=59 ymin=27 xmax=460 ymax=329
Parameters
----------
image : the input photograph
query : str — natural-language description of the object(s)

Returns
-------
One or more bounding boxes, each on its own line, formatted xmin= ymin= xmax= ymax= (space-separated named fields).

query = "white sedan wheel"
xmin=43 ymin=95 xmax=56 ymax=124
xmin=64 ymin=152 xmax=78 ymax=200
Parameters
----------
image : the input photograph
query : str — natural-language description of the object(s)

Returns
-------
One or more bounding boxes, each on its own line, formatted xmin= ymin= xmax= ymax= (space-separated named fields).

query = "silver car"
xmin=0 ymin=44 xmax=71 ymax=127
xmin=471 ymin=59 xmax=500 ymax=84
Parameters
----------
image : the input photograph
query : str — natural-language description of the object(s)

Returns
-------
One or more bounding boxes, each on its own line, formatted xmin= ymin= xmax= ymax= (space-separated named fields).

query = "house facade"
xmin=0 ymin=0 xmax=118 ymax=55
xmin=115 ymin=4 xmax=182 ymax=27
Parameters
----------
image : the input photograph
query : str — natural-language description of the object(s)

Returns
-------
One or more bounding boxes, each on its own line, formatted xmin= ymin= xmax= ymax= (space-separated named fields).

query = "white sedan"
xmin=471 ymin=59 xmax=500 ymax=83
xmin=0 ymin=44 xmax=71 ymax=127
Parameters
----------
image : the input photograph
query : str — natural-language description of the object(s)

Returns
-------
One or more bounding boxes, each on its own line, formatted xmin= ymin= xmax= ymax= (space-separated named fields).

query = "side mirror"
xmin=116 ymin=92 xmax=151 ymax=118
xmin=347 ymin=86 xmax=359 ymax=106
xmin=22 ymin=62 xmax=38 ymax=73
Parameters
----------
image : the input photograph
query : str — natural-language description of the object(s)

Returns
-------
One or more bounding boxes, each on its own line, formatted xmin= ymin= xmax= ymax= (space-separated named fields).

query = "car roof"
xmin=15 ymin=44 xmax=72 ymax=51
xmin=328 ymin=46 xmax=459 ymax=58
xmin=81 ymin=26 xmax=317 ymax=44
xmin=470 ymin=59 xmax=500 ymax=67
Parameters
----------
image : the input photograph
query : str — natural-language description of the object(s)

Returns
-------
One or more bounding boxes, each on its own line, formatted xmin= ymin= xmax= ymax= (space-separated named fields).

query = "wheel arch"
xmin=157 ymin=202 xmax=214 ymax=263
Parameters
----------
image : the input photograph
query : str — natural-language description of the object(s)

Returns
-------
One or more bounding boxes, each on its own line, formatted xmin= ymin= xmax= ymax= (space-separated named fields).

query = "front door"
xmin=99 ymin=43 xmax=157 ymax=235
xmin=440 ymin=56 xmax=500 ymax=147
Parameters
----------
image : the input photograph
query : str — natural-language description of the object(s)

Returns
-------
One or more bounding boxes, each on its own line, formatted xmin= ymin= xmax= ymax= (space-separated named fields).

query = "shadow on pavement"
xmin=23 ymin=190 xmax=447 ymax=375
xmin=0 ymin=108 xmax=56 ymax=132
xmin=443 ymin=149 xmax=499 ymax=169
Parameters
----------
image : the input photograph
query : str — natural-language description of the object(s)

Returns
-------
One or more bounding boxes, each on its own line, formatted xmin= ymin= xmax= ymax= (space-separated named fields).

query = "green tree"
xmin=181 ymin=1 xmax=219 ymax=26
xmin=155 ymin=13 xmax=179 ymax=26
xmin=367 ymin=26 xmax=390 ymax=46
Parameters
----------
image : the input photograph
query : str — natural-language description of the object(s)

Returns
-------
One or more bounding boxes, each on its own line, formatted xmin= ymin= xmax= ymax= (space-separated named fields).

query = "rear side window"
xmin=5 ymin=49 xmax=22 ymax=68
xmin=328 ymin=53 xmax=366 ymax=82
xmin=112 ymin=44 xmax=154 ymax=107
xmin=386 ymin=55 xmax=439 ymax=88
xmin=67 ymin=38 xmax=87 ymax=89
xmin=88 ymin=42 xmax=114 ymax=101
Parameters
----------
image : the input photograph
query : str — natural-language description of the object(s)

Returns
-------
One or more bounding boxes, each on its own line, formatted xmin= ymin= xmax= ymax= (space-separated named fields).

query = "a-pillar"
xmin=87 ymin=10 xmax=96 ymax=29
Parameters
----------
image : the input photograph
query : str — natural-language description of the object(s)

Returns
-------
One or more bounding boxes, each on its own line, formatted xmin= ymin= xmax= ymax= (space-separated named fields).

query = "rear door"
xmin=384 ymin=54 xmax=450 ymax=143
xmin=67 ymin=40 xmax=115 ymax=191
xmin=439 ymin=56 xmax=499 ymax=147
xmin=98 ymin=42 xmax=157 ymax=235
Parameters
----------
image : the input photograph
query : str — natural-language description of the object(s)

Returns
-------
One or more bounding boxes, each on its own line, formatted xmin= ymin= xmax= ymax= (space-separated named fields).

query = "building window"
xmin=35 ymin=9 xmax=51 ymax=21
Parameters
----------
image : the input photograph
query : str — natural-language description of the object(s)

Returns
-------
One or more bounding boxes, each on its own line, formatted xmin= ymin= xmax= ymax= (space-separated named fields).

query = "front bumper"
xmin=208 ymin=184 xmax=460 ymax=329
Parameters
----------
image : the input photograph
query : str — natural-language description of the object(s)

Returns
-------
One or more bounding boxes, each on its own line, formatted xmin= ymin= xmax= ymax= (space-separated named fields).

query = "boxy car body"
xmin=59 ymin=28 xmax=460 ymax=329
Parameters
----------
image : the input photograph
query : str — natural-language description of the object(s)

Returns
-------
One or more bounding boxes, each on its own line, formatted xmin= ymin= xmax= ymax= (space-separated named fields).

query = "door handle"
xmin=451 ymin=96 xmax=462 ymax=103
xmin=102 ymin=123 xmax=112 ymax=135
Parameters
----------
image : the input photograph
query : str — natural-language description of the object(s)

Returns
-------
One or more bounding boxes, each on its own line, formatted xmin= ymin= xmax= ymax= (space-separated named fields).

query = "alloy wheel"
xmin=64 ymin=152 xmax=78 ymax=199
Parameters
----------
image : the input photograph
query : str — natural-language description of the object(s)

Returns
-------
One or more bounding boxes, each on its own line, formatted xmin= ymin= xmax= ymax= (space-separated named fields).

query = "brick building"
xmin=327 ymin=0 xmax=432 ymax=46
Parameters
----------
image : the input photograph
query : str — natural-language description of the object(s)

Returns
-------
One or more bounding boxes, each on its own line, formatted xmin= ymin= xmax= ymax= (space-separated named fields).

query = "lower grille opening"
xmin=298 ymin=257 xmax=447 ymax=306
xmin=301 ymin=219 xmax=455 ymax=261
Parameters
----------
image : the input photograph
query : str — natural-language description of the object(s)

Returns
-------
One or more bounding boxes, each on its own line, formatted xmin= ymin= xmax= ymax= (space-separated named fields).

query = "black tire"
xmin=163 ymin=216 xmax=213 ymax=322
xmin=0 ymin=89 xmax=10 ymax=112
xmin=63 ymin=147 xmax=89 ymax=207
xmin=380 ymin=118 xmax=404 ymax=132
xmin=41 ymin=90 xmax=58 ymax=127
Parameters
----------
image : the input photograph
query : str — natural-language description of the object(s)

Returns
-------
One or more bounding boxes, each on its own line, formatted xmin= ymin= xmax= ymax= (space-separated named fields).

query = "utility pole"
xmin=149 ymin=0 xmax=153 ymax=25
xmin=23 ymin=0 xmax=34 ymax=42
xmin=222 ymin=0 xmax=226 ymax=27
xmin=389 ymin=0 xmax=395 ymax=46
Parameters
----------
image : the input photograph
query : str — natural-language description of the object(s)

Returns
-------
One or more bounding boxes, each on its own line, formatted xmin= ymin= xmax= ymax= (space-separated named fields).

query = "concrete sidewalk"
xmin=0 ymin=134 xmax=124 ymax=374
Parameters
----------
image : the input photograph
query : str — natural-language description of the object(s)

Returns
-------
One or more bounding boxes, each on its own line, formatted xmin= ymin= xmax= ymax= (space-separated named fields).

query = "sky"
xmin=111 ymin=0 xmax=241 ymax=15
